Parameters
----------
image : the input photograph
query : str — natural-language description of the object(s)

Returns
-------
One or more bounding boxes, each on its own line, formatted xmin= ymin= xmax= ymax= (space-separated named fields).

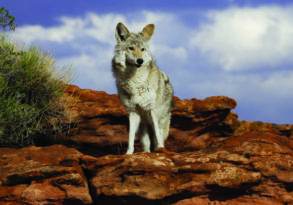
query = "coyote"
xmin=112 ymin=22 xmax=173 ymax=154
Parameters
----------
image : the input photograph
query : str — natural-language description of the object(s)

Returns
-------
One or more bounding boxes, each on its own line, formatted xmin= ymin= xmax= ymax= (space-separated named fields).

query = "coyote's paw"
xmin=126 ymin=148 xmax=134 ymax=155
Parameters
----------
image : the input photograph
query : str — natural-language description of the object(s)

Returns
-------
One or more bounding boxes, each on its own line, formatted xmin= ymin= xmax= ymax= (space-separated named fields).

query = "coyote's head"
xmin=114 ymin=22 xmax=155 ymax=68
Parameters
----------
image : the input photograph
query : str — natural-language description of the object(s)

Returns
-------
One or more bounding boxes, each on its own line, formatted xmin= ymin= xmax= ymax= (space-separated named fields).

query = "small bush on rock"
xmin=0 ymin=37 xmax=66 ymax=146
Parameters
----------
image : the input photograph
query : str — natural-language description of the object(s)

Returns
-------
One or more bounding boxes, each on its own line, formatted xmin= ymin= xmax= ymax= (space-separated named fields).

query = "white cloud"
xmin=56 ymin=53 xmax=113 ymax=90
xmin=191 ymin=6 xmax=293 ymax=70
xmin=82 ymin=13 xmax=126 ymax=44
xmin=9 ymin=11 xmax=189 ymax=92
xmin=10 ymin=13 xmax=125 ymax=45
xmin=10 ymin=17 xmax=84 ymax=44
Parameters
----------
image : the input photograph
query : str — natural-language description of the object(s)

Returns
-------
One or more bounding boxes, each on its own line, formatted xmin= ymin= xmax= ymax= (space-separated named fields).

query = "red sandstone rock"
xmin=1 ymin=85 xmax=293 ymax=205
xmin=62 ymin=85 xmax=239 ymax=155
xmin=87 ymin=131 xmax=293 ymax=204
xmin=63 ymin=85 xmax=293 ymax=156
xmin=173 ymin=196 xmax=284 ymax=205
xmin=0 ymin=145 xmax=92 ymax=204
xmin=235 ymin=120 xmax=293 ymax=137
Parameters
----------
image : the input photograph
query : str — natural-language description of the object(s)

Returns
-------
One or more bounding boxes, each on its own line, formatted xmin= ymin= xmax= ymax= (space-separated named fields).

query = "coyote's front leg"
xmin=126 ymin=112 xmax=141 ymax=154
xmin=150 ymin=110 xmax=164 ymax=149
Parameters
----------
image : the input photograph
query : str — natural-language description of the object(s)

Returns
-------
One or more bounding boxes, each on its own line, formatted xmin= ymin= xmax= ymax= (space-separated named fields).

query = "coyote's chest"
xmin=120 ymin=68 xmax=156 ymax=110
xmin=124 ymin=79 xmax=150 ymax=96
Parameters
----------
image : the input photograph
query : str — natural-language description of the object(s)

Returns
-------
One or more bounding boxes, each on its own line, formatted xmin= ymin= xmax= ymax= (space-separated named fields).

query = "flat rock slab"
xmin=85 ymin=132 xmax=293 ymax=204
xmin=0 ymin=145 xmax=92 ymax=204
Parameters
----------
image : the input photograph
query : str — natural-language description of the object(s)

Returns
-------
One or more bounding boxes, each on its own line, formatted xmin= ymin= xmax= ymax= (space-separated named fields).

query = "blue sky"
xmin=2 ymin=0 xmax=293 ymax=124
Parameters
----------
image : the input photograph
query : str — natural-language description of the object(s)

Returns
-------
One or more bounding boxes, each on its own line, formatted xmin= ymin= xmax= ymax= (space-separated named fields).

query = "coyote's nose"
xmin=136 ymin=58 xmax=144 ymax=65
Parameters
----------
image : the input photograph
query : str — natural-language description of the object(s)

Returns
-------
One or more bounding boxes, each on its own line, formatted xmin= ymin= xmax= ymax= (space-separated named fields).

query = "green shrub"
xmin=0 ymin=36 xmax=66 ymax=146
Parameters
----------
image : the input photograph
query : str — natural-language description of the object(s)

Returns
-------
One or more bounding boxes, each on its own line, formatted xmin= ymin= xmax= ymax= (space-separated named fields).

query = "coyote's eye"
xmin=141 ymin=48 xmax=145 ymax=51
xmin=128 ymin=47 xmax=134 ymax=51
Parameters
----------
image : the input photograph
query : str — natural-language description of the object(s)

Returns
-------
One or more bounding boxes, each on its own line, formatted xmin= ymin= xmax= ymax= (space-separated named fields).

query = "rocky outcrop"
xmin=235 ymin=120 xmax=293 ymax=138
xmin=1 ymin=133 xmax=292 ymax=204
xmin=0 ymin=145 xmax=92 ymax=204
xmin=61 ymin=85 xmax=239 ymax=155
xmin=85 ymin=131 xmax=293 ymax=205
xmin=0 ymin=85 xmax=292 ymax=204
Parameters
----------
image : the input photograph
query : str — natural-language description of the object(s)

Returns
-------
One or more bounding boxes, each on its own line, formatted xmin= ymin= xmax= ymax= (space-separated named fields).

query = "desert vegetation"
xmin=0 ymin=37 xmax=67 ymax=146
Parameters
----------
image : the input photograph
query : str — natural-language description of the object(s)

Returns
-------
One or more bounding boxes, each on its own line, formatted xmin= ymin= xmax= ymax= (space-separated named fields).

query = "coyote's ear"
xmin=115 ymin=22 xmax=130 ymax=42
xmin=140 ymin=24 xmax=155 ymax=41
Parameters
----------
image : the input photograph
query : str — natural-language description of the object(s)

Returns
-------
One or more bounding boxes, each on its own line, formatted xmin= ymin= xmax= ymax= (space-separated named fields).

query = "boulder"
xmin=0 ymin=145 xmax=92 ymax=204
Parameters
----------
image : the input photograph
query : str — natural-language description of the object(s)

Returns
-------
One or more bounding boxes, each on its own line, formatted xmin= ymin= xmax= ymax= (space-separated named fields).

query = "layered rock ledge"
xmin=0 ymin=145 xmax=92 ymax=204
xmin=0 ymin=85 xmax=292 ymax=205
xmin=61 ymin=85 xmax=239 ymax=155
